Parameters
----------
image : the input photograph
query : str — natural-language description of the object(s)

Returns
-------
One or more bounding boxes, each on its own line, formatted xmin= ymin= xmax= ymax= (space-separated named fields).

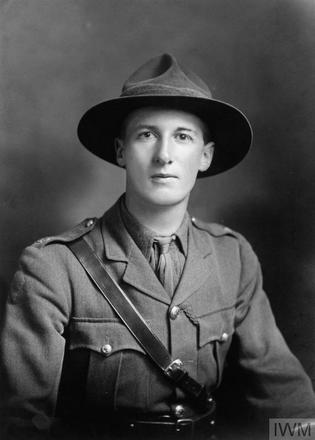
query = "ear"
xmin=199 ymin=142 xmax=215 ymax=172
xmin=115 ymin=138 xmax=126 ymax=167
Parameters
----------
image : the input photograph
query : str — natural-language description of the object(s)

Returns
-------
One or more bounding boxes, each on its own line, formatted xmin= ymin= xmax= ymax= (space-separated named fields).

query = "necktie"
xmin=153 ymin=236 xmax=175 ymax=296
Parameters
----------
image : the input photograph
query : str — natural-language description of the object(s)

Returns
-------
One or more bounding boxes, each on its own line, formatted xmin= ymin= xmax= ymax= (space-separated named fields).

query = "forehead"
xmin=122 ymin=107 xmax=206 ymax=133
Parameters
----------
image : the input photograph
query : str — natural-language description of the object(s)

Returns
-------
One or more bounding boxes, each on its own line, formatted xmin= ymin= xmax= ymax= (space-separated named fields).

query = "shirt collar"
xmin=119 ymin=195 xmax=189 ymax=259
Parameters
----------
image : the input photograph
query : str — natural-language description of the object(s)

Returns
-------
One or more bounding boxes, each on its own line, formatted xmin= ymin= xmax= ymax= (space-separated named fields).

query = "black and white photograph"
xmin=1 ymin=1 xmax=315 ymax=439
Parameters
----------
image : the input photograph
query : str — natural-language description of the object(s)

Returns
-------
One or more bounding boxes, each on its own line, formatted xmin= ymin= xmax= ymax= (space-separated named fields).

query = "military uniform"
xmin=1 ymin=198 xmax=315 ymax=440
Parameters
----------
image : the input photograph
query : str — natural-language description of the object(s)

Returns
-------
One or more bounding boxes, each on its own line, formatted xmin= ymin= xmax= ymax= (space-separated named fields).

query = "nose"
xmin=154 ymin=136 xmax=173 ymax=165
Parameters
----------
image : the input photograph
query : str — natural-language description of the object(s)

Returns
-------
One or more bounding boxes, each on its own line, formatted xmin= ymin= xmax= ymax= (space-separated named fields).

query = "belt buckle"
xmin=175 ymin=417 xmax=194 ymax=439
xmin=164 ymin=359 xmax=185 ymax=382
xmin=175 ymin=409 xmax=216 ymax=439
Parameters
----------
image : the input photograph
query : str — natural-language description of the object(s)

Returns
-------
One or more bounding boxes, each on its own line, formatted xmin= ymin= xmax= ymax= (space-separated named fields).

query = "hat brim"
xmin=77 ymin=95 xmax=252 ymax=177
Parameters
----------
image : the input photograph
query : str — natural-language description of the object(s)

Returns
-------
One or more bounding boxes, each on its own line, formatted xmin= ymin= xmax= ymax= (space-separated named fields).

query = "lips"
xmin=151 ymin=173 xmax=177 ymax=178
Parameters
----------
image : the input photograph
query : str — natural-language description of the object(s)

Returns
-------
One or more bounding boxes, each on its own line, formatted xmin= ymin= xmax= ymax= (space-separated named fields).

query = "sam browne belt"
xmin=68 ymin=236 xmax=216 ymax=416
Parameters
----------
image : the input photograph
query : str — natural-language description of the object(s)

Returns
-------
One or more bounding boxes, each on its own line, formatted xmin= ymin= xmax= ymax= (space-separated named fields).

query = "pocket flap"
xmin=69 ymin=319 xmax=146 ymax=356
xmin=198 ymin=308 xmax=235 ymax=348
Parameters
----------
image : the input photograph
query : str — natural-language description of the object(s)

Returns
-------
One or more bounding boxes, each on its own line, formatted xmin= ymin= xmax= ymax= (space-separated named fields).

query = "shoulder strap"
xmin=68 ymin=237 xmax=215 ymax=413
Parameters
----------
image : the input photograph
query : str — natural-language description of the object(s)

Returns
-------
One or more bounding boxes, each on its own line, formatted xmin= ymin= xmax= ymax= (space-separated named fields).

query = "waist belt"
xmin=59 ymin=409 xmax=216 ymax=440
xmin=100 ymin=408 xmax=216 ymax=440
xmin=68 ymin=237 xmax=215 ymax=414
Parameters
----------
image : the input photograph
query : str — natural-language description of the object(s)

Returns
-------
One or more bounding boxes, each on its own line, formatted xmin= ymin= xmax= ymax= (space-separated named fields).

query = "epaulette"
xmin=32 ymin=217 xmax=97 ymax=248
xmin=191 ymin=216 xmax=239 ymax=238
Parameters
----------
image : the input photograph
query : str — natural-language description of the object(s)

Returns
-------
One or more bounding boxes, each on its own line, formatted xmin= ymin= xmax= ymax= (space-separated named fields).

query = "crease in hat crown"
xmin=120 ymin=53 xmax=213 ymax=99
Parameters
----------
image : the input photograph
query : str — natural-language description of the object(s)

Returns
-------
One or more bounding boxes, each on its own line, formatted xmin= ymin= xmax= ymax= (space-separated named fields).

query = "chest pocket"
xmin=196 ymin=307 xmax=235 ymax=389
xmin=69 ymin=319 xmax=146 ymax=355
xmin=66 ymin=318 xmax=167 ymax=412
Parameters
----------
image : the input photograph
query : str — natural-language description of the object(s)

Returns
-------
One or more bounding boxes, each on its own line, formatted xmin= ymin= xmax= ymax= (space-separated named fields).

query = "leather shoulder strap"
xmin=67 ymin=237 xmax=215 ymax=413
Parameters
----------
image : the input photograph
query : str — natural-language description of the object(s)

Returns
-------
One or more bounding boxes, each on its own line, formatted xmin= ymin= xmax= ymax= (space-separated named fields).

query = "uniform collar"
xmin=119 ymin=195 xmax=189 ymax=259
xmin=99 ymin=197 xmax=217 ymax=305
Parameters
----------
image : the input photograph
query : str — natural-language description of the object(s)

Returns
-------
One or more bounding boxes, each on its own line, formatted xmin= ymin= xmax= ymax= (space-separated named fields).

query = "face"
xmin=115 ymin=107 xmax=214 ymax=210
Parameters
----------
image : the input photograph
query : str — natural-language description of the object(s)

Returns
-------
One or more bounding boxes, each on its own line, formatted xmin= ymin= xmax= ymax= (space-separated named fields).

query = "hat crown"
xmin=121 ymin=53 xmax=213 ymax=99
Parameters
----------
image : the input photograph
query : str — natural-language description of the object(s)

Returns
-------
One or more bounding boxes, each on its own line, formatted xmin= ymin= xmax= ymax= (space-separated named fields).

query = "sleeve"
xmin=0 ymin=244 xmax=72 ymax=439
xmin=232 ymin=235 xmax=315 ymax=419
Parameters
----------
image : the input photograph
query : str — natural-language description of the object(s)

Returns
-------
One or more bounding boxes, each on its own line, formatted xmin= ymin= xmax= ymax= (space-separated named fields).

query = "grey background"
xmin=1 ymin=0 xmax=315 ymax=385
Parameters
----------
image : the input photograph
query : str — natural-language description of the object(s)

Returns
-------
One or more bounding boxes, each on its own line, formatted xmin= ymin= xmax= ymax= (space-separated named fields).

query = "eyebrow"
xmin=175 ymin=127 xmax=198 ymax=134
xmin=133 ymin=124 xmax=158 ymax=131
xmin=133 ymin=124 xmax=198 ymax=134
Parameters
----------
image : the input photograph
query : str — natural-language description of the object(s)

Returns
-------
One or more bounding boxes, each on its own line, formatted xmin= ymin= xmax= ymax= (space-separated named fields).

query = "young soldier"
xmin=1 ymin=54 xmax=315 ymax=440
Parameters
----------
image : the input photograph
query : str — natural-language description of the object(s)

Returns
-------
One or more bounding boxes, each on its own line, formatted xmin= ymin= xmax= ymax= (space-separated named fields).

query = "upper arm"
xmin=232 ymin=235 xmax=315 ymax=417
xmin=0 ymin=243 xmax=72 ymax=431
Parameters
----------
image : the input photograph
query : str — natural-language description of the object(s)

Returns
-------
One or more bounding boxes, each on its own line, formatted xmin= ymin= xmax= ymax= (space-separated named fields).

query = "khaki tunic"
xmin=1 ymin=199 xmax=315 ymax=438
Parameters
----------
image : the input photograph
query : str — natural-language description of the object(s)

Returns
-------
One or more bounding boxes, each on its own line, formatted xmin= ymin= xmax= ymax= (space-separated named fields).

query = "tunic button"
xmin=191 ymin=217 xmax=196 ymax=223
xmin=174 ymin=404 xmax=185 ymax=417
xmin=86 ymin=218 xmax=94 ymax=227
xmin=101 ymin=344 xmax=112 ymax=355
xmin=169 ymin=306 xmax=180 ymax=320
xmin=221 ymin=332 xmax=229 ymax=342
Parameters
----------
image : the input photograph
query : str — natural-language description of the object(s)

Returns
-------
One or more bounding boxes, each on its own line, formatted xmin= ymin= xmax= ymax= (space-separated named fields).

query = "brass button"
xmin=169 ymin=306 xmax=180 ymax=320
xmin=221 ymin=332 xmax=229 ymax=342
xmin=191 ymin=217 xmax=196 ymax=223
xmin=85 ymin=218 xmax=94 ymax=227
xmin=101 ymin=344 xmax=112 ymax=355
xmin=174 ymin=404 xmax=185 ymax=417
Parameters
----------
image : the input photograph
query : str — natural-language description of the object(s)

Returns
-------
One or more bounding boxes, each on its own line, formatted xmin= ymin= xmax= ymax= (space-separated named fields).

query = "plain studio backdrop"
xmin=1 ymin=0 xmax=315 ymax=388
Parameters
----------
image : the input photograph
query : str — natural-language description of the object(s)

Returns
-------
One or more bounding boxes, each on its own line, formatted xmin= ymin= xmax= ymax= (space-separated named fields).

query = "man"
xmin=1 ymin=54 xmax=314 ymax=440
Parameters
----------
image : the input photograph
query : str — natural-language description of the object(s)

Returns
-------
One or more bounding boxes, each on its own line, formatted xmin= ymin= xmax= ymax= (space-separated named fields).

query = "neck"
xmin=125 ymin=195 xmax=188 ymax=235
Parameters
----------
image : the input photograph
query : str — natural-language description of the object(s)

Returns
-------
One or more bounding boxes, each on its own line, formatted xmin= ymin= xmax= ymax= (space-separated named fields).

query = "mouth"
xmin=151 ymin=173 xmax=178 ymax=179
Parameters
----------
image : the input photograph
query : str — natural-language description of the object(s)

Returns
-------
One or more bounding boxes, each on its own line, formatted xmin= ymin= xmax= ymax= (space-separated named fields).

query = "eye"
xmin=137 ymin=131 xmax=155 ymax=140
xmin=175 ymin=132 xmax=193 ymax=142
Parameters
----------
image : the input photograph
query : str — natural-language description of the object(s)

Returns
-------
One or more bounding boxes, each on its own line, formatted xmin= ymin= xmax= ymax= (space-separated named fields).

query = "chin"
xmin=145 ymin=192 xmax=189 ymax=208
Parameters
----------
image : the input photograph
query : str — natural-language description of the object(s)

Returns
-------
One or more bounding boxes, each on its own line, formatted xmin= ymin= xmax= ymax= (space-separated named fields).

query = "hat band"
xmin=121 ymin=83 xmax=211 ymax=99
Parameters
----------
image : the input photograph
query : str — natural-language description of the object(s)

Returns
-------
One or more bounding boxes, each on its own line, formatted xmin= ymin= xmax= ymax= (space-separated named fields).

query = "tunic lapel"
xmin=100 ymin=201 xmax=171 ymax=305
xmin=123 ymin=247 xmax=171 ymax=304
xmin=171 ymin=221 xmax=221 ymax=306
